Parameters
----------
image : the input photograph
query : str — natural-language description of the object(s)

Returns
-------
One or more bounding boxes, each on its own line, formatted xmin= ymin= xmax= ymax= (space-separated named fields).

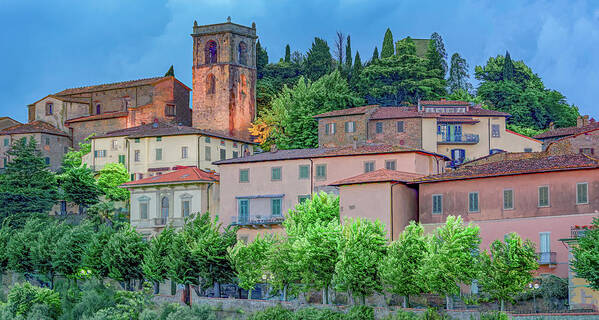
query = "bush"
xmin=346 ymin=305 xmax=375 ymax=320
xmin=293 ymin=307 xmax=344 ymax=320
xmin=385 ymin=310 xmax=419 ymax=320
xmin=65 ymin=281 xmax=116 ymax=320
xmin=248 ymin=305 xmax=293 ymax=320
xmin=480 ymin=311 xmax=508 ymax=320
xmin=6 ymin=282 xmax=61 ymax=319
xmin=420 ymin=308 xmax=454 ymax=320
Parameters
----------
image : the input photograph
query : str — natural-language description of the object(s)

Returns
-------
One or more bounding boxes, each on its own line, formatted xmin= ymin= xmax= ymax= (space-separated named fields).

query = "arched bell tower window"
xmin=238 ymin=41 xmax=247 ymax=65
xmin=205 ymin=40 xmax=218 ymax=64
xmin=206 ymin=74 xmax=216 ymax=95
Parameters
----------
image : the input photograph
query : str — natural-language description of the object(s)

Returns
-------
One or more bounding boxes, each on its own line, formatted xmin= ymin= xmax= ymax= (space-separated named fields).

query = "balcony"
xmin=571 ymin=226 xmax=595 ymax=239
xmin=537 ymin=252 xmax=557 ymax=265
xmin=231 ymin=214 xmax=285 ymax=228
xmin=153 ymin=217 xmax=168 ymax=226
xmin=438 ymin=133 xmax=479 ymax=144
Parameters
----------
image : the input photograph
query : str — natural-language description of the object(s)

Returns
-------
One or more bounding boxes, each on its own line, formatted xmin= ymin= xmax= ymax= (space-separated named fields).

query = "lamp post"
xmin=529 ymin=283 xmax=540 ymax=313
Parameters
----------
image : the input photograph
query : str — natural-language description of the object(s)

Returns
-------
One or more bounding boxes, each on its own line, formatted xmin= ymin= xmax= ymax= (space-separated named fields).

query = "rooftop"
xmin=54 ymin=76 xmax=173 ymax=96
xmin=413 ymin=154 xmax=599 ymax=183
xmin=214 ymin=144 xmax=448 ymax=165
xmin=330 ymin=168 xmax=424 ymax=186
xmin=0 ymin=120 xmax=68 ymax=137
xmin=65 ymin=111 xmax=128 ymax=124
xmin=121 ymin=166 xmax=219 ymax=187
xmin=534 ymin=121 xmax=599 ymax=139
xmin=313 ymin=105 xmax=378 ymax=119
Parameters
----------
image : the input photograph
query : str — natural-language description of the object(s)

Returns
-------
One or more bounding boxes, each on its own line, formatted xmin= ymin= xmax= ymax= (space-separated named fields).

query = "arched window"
xmin=205 ymin=40 xmax=218 ymax=64
xmin=161 ymin=196 xmax=169 ymax=218
xmin=96 ymin=104 xmax=101 ymax=115
xmin=206 ymin=74 xmax=216 ymax=95
xmin=238 ymin=41 xmax=247 ymax=65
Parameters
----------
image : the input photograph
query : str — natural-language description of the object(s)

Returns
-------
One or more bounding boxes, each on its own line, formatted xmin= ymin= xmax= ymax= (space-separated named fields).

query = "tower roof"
xmin=191 ymin=19 xmax=257 ymax=38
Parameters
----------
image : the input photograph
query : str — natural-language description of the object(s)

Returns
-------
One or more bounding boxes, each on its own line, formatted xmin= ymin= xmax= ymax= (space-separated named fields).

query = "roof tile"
xmin=331 ymin=168 xmax=424 ymax=186
xmin=55 ymin=76 xmax=167 ymax=96
xmin=0 ymin=121 xmax=68 ymax=137
xmin=121 ymin=166 xmax=218 ymax=187
xmin=534 ymin=122 xmax=599 ymax=139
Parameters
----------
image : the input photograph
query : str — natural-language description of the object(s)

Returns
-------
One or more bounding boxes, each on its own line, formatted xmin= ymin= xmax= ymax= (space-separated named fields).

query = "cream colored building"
xmin=85 ymin=121 xmax=255 ymax=179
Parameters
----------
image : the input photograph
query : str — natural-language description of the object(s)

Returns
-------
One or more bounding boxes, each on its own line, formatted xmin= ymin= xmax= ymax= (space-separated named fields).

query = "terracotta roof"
xmin=65 ymin=111 xmax=128 ymax=124
xmin=0 ymin=120 xmax=68 ymax=137
xmin=413 ymin=154 xmax=599 ymax=183
xmin=420 ymin=100 xmax=471 ymax=106
xmin=55 ymin=76 xmax=167 ymax=96
xmin=534 ymin=122 xmax=599 ymax=139
xmin=214 ymin=144 xmax=448 ymax=165
xmin=437 ymin=116 xmax=479 ymax=124
xmin=28 ymin=94 xmax=91 ymax=107
xmin=121 ymin=166 xmax=218 ymax=187
xmin=92 ymin=121 xmax=256 ymax=144
xmin=330 ymin=169 xmax=424 ymax=186
xmin=370 ymin=108 xmax=437 ymax=120
xmin=313 ymin=105 xmax=378 ymax=118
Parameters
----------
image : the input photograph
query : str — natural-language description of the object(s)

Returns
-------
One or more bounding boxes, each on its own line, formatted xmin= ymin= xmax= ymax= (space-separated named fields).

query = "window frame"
xmin=468 ymin=192 xmax=479 ymax=213
xmin=503 ymin=188 xmax=514 ymax=210
xmin=205 ymin=146 xmax=211 ymax=161
xmin=299 ymin=165 xmax=310 ymax=180
xmin=271 ymin=167 xmax=282 ymax=181
xmin=375 ymin=122 xmax=383 ymax=134
xmin=385 ymin=160 xmax=397 ymax=170
xmin=165 ymin=104 xmax=176 ymax=117
xmin=396 ymin=121 xmax=404 ymax=133
xmin=45 ymin=102 xmax=53 ymax=115
xmin=576 ymin=182 xmax=589 ymax=205
xmin=238 ymin=198 xmax=250 ymax=223
xmin=271 ymin=198 xmax=282 ymax=216
xmin=538 ymin=185 xmax=550 ymax=207
xmin=239 ymin=168 xmax=249 ymax=183
xmin=344 ymin=121 xmax=356 ymax=133
xmin=181 ymin=199 xmax=191 ymax=217
xmin=155 ymin=148 xmax=163 ymax=161
xmin=134 ymin=150 xmax=141 ymax=162
xmin=432 ymin=194 xmax=443 ymax=215
xmin=181 ymin=146 xmax=188 ymax=159
xmin=315 ymin=164 xmax=327 ymax=180
xmin=364 ymin=161 xmax=375 ymax=173
xmin=139 ymin=202 xmax=148 ymax=220
xmin=219 ymin=148 xmax=226 ymax=161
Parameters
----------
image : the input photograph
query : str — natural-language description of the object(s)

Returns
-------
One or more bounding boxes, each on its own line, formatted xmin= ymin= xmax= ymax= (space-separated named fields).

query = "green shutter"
xmin=118 ymin=155 xmax=125 ymax=164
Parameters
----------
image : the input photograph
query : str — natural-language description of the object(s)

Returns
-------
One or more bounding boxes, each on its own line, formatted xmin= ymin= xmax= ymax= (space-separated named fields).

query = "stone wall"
xmin=69 ymin=116 xmax=128 ymax=147
xmin=546 ymin=130 xmax=599 ymax=156
xmin=318 ymin=113 xmax=370 ymax=148
xmin=369 ymin=117 xmax=423 ymax=149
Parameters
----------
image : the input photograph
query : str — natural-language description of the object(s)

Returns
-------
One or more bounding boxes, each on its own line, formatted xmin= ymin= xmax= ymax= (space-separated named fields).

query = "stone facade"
xmin=318 ymin=112 xmax=373 ymax=148
xmin=368 ymin=118 xmax=424 ymax=149
xmin=0 ymin=132 xmax=71 ymax=171
xmin=191 ymin=20 xmax=257 ymax=140
xmin=546 ymin=128 xmax=599 ymax=156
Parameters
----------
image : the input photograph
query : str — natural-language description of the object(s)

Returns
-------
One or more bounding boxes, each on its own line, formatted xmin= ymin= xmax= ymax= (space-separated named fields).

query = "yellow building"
xmin=561 ymin=226 xmax=599 ymax=311
xmin=85 ymin=121 xmax=255 ymax=179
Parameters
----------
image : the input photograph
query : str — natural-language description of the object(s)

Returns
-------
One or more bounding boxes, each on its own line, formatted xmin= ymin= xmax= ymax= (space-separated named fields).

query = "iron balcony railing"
xmin=537 ymin=252 xmax=557 ymax=265
xmin=231 ymin=214 xmax=285 ymax=227
xmin=438 ymin=133 xmax=480 ymax=144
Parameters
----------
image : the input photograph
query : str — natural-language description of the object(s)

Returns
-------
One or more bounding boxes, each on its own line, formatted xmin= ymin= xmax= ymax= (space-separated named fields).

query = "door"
xmin=238 ymin=199 xmax=249 ymax=223
xmin=539 ymin=232 xmax=551 ymax=263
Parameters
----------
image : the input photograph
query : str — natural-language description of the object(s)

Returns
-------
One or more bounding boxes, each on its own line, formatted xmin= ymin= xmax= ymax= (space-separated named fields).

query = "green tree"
xmin=502 ymin=51 xmax=514 ymax=81
xmin=284 ymin=44 xmax=291 ymax=63
xmin=381 ymin=28 xmax=394 ymax=59
xmin=31 ymin=220 xmax=68 ymax=288
xmin=447 ymin=53 xmax=472 ymax=94
xmin=379 ymin=221 xmax=428 ymax=308
xmin=283 ymin=192 xmax=340 ymax=237
xmin=96 ymin=163 xmax=130 ymax=202
xmin=428 ymin=32 xmax=448 ymax=76
xmin=265 ymin=237 xmax=299 ymax=301
xmin=351 ymin=51 xmax=363 ymax=89
xmin=5 ymin=282 xmax=61 ymax=319
xmin=334 ymin=218 xmax=387 ymax=305
xmin=102 ymin=225 xmax=147 ymax=290
xmin=256 ymin=40 xmax=269 ymax=79
xmin=371 ymin=46 xmax=379 ymax=62
xmin=83 ymin=223 xmax=118 ymax=279
xmin=164 ymin=65 xmax=174 ymax=77
xmin=6 ymin=218 xmax=46 ymax=275
xmin=479 ymin=233 xmax=538 ymax=311
xmin=345 ymin=35 xmax=352 ymax=69
xmin=572 ymin=218 xmax=599 ymax=290
xmin=304 ymin=37 xmax=333 ymax=81
xmin=52 ymin=222 xmax=93 ymax=281
xmin=58 ymin=140 xmax=101 ymax=208
xmin=229 ymin=235 xmax=273 ymax=299
xmin=421 ymin=216 xmax=480 ymax=309
xmin=0 ymin=224 xmax=10 ymax=283
xmin=0 ymin=137 xmax=58 ymax=227
xmin=142 ymin=227 xmax=175 ymax=294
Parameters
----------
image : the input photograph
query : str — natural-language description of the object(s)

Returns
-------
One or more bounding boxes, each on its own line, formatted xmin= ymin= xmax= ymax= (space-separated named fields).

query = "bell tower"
xmin=191 ymin=18 xmax=257 ymax=140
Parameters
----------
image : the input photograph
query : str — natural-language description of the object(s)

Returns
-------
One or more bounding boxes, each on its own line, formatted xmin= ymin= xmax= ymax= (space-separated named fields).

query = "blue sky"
xmin=1 ymin=0 xmax=597 ymax=122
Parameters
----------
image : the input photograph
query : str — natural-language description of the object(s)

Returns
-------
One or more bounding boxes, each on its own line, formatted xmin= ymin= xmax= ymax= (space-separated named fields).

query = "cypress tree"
xmin=353 ymin=51 xmax=363 ymax=76
xmin=448 ymin=52 xmax=472 ymax=94
xmin=304 ymin=37 xmax=333 ymax=81
xmin=381 ymin=28 xmax=394 ymax=59
xmin=372 ymin=46 xmax=379 ymax=62
xmin=426 ymin=38 xmax=446 ymax=79
xmin=256 ymin=41 xmax=269 ymax=78
xmin=164 ymin=65 xmax=174 ymax=77
xmin=502 ymin=50 xmax=514 ymax=81
xmin=284 ymin=44 xmax=291 ymax=63
xmin=345 ymin=35 xmax=352 ymax=69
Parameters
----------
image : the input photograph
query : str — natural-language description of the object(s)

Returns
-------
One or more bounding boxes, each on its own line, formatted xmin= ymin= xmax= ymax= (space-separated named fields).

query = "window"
xmin=345 ymin=121 xmax=356 ymax=133
xmin=182 ymin=200 xmax=191 ymax=217
xmin=468 ymin=192 xmax=479 ymax=213
xmin=165 ymin=104 xmax=176 ymax=116
xmin=161 ymin=197 xmax=169 ymax=218
xmin=239 ymin=169 xmax=249 ymax=182
xmin=579 ymin=148 xmax=594 ymax=155
xmin=205 ymin=136 xmax=211 ymax=143
xmin=233 ymin=151 xmax=239 ymax=158
xmin=205 ymin=146 xmax=211 ymax=161
xmin=45 ymin=103 xmax=53 ymax=115
xmin=3 ymin=138 xmax=8 ymax=147
xmin=397 ymin=121 xmax=404 ymax=133
xmin=315 ymin=164 xmax=327 ymax=179
xmin=60 ymin=201 xmax=67 ymax=215
xmin=238 ymin=199 xmax=249 ymax=223
xmin=238 ymin=41 xmax=248 ymax=65
xmin=94 ymin=150 xmax=107 ymax=158
xmin=134 ymin=150 xmax=140 ymax=162
xmin=206 ymin=74 xmax=216 ymax=94
xmin=299 ymin=165 xmax=310 ymax=179
xmin=44 ymin=157 xmax=50 ymax=165
xmin=271 ymin=167 xmax=282 ymax=181
xmin=375 ymin=122 xmax=383 ymax=134
xmin=538 ymin=186 xmax=550 ymax=207
xmin=111 ymin=140 xmax=118 ymax=149
xmin=271 ymin=198 xmax=282 ymax=216
xmin=156 ymin=136 xmax=162 ymax=142
xmin=432 ymin=194 xmax=443 ymax=214
xmin=298 ymin=195 xmax=310 ymax=204
xmin=491 ymin=124 xmax=500 ymax=137
xmin=45 ymin=137 xmax=50 ymax=145
xmin=539 ymin=232 xmax=551 ymax=263
xmin=325 ymin=123 xmax=336 ymax=135
xmin=577 ymin=183 xmax=588 ymax=204
xmin=181 ymin=146 xmax=188 ymax=159
xmin=155 ymin=148 xmax=162 ymax=161
xmin=134 ymin=138 xmax=140 ymax=143
xmin=64 ymin=146 xmax=68 ymax=153
xmin=205 ymin=40 xmax=218 ymax=64
xmin=524 ymin=148 xmax=533 ymax=153
xmin=490 ymin=149 xmax=503 ymax=155
xmin=364 ymin=161 xmax=375 ymax=173
xmin=503 ymin=189 xmax=514 ymax=210
xmin=385 ymin=160 xmax=396 ymax=170
xmin=118 ymin=155 xmax=125 ymax=164
xmin=140 ymin=202 xmax=148 ymax=219
xmin=2 ymin=158 xmax=6 ymax=168
xmin=220 ymin=140 xmax=225 ymax=146
xmin=96 ymin=104 xmax=101 ymax=115
xmin=451 ymin=149 xmax=466 ymax=164
xmin=219 ymin=149 xmax=226 ymax=160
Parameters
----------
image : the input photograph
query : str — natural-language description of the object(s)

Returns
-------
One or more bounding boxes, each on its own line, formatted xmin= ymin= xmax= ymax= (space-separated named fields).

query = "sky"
xmin=1 ymin=0 xmax=597 ymax=122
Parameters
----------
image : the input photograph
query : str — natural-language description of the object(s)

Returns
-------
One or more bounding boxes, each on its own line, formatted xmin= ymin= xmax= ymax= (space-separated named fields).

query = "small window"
xmin=239 ymin=169 xmax=249 ymax=182
xmin=468 ymin=192 xmax=479 ymax=213
xmin=134 ymin=150 xmax=140 ymax=162
xmin=2 ymin=158 xmax=6 ymax=168
xmin=134 ymin=138 xmax=140 ymax=143
xmin=182 ymin=200 xmax=191 ymax=217
xmin=271 ymin=198 xmax=282 ymax=216
xmin=233 ymin=142 xmax=238 ymax=148
xmin=111 ymin=140 xmax=118 ymax=150
xmin=397 ymin=121 xmax=404 ymax=133
xmin=64 ymin=146 xmax=68 ymax=153
xmin=238 ymin=199 xmax=249 ymax=223
xmin=299 ymin=165 xmax=310 ymax=179
xmin=233 ymin=151 xmax=239 ymax=158
xmin=579 ymin=148 xmax=594 ymax=155
xmin=298 ymin=195 xmax=310 ymax=204
xmin=96 ymin=104 xmax=101 ymax=115
xmin=205 ymin=136 xmax=211 ymax=143
xmin=219 ymin=149 xmax=226 ymax=160
xmin=118 ymin=155 xmax=125 ymax=164
xmin=375 ymin=122 xmax=383 ymax=134
xmin=315 ymin=164 xmax=327 ymax=180
xmin=140 ymin=202 xmax=148 ymax=219
xmin=165 ymin=104 xmax=176 ymax=116
xmin=271 ymin=167 xmax=282 ymax=181
xmin=44 ymin=157 xmax=50 ymax=165
xmin=503 ymin=189 xmax=514 ymax=210
xmin=3 ymin=138 xmax=8 ymax=147
xmin=155 ymin=148 xmax=162 ymax=161
xmin=524 ymin=148 xmax=533 ymax=153
xmin=156 ymin=136 xmax=162 ymax=142
xmin=385 ymin=160 xmax=396 ymax=170
xmin=538 ymin=186 xmax=550 ymax=207
xmin=577 ymin=183 xmax=588 ymax=204
xmin=345 ymin=121 xmax=356 ymax=133
xmin=432 ymin=194 xmax=443 ymax=214
xmin=181 ymin=146 xmax=188 ymax=159
xmin=205 ymin=146 xmax=211 ymax=161
xmin=205 ymin=40 xmax=218 ymax=64
xmin=45 ymin=103 xmax=53 ymax=115
xmin=94 ymin=150 xmax=107 ymax=158
xmin=325 ymin=123 xmax=336 ymax=135
xmin=44 ymin=137 xmax=50 ymax=145
xmin=364 ymin=161 xmax=375 ymax=173
xmin=491 ymin=124 xmax=500 ymax=137
xmin=238 ymin=41 xmax=248 ymax=65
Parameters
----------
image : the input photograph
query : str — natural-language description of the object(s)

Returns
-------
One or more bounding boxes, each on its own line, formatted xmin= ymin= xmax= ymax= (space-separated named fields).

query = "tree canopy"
xmin=572 ymin=218 xmax=599 ymax=290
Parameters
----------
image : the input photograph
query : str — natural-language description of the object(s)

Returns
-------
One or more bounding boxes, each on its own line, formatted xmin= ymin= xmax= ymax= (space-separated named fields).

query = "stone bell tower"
xmin=191 ymin=17 xmax=257 ymax=140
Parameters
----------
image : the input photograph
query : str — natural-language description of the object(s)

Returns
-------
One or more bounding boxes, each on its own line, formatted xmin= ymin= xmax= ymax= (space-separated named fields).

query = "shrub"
xmin=248 ymin=305 xmax=293 ymax=320
xmin=480 ymin=311 xmax=508 ymax=320
xmin=346 ymin=305 xmax=375 ymax=320
xmin=6 ymin=282 xmax=61 ymax=319
xmin=65 ymin=281 xmax=116 ymax=320
xmin=386 ymin=310 xmax=419 ymax=320
xmin=420 ymin=308 xmax=455 ymax=320
xmin=292 ymin=307 xmax=344 ymax=320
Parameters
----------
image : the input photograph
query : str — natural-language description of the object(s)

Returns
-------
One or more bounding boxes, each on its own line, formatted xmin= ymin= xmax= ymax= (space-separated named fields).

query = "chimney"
xmin=577 ymin=115 xmax=591 ymax=128
xmin=270 ymin=144 xmax=278 ymax=153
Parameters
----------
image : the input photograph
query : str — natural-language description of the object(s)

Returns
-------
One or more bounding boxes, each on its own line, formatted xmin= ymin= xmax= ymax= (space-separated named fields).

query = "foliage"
xmin=371 ymin=47 xmax=379 ymax=62
xmin=480 ymin=311 xmax=509 ymax=320
xmin=96 ymin=163 xmax=130 ymax=202
xmin=379 ymin=222 xmax=428 ymax=306
xmin=265 ymin=236 xmax=300 ymax=299
xmin=345 ymin=35 xmax=352 ymax=70
xmin=256 ymin=40 xmax=269 ymax=78
xmin=247 ymin=305 xmax=292 ymax=320
xmin=5 ymin=282 xmax=61 ymax=319
xmin=447 ymin=53 xmax=472 ymax=94
xmin=228 ymin=234 xmax=273 ymax=296
xmin=479 ymin=233 xmax=538 ymax=310
xmin=31 ymin=220 xmax=68 ymax=287
xmin=82 ymin=286 xmax=153 ymax=320
xmin=381 ymin=28 xmax=394 ymax=59
xmin=304 ymin=37 xmax=333 ymax=81
xmin=164 ymin=65 xmax=174 ymax=77
xmin=334 ymin=218 xmax=387 ymax=303
xmin=285 ymin=44 xmax=291 ymax=63
xmin=102 ymin=225 xmax=147 ymax=288
xmin=142 ymin=227 xmax=175 ymax=286
xmin=0 ymin=137 xmax=58 ymax=227
xmin=572 ymin=217 xmax=599 ymax=290
xmin=83 ymin=224 xmax=118 ymax=279
xmin=53 ymin=222 xmax=93 ymax=279
xmin=58 ymin=143 xmax=102 ymax=207
xmin=64 ymin=280 xmax=117 ymax=320
xmin=428 ymin=32 xmax=448 ymax=76
xmin=6 ymin=218 xmax=48 ymax=274
xmin=284 ymin=192 xmax=340 ymax=238
xmin=346 ymin=305 xmax=375 ymax=320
